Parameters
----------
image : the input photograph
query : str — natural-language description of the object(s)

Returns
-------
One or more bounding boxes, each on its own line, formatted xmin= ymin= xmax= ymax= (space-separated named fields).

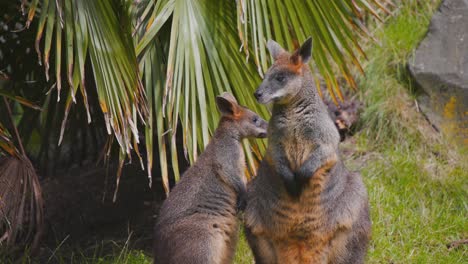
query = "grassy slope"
xmin=11 ymin=0 xmax=467 ymax=263
xmin=354 ymin=0 xmax=467 ymax=263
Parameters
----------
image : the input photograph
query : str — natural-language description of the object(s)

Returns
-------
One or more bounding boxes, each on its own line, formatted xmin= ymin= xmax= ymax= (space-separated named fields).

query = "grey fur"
xmin=245 ymin=39 xmax=371 ymax=263
xmin=267 ymin=40 xmax=285 ymax=60
xmin=154 ymin=93 xmax=268 ymax=264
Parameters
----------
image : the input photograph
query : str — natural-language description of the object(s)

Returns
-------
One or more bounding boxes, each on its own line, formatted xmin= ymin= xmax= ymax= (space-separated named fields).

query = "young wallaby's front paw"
xmin=237 ymin=195 xmax=247 ymax=211
xmin=248 ymin=223 xmax=265 ymax=236
xmin=244 ymin=210 xmax=265 ymax=236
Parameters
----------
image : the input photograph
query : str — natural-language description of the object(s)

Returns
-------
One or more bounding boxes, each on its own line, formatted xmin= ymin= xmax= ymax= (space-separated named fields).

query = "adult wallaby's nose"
xmin=254 ymin=91 xmax=262 ymax=100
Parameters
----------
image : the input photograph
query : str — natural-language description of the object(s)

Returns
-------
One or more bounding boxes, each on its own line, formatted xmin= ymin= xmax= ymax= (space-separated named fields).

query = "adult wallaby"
xmin=153 ymin=92 xmax=268 ymax=264
xmin=244 ymin=38 xmax=371 ymax=264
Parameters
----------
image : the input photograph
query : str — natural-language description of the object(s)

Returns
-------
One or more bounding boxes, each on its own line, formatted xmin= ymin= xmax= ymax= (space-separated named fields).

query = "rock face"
xmin=409 ymin=0 xmax=468 ymax=144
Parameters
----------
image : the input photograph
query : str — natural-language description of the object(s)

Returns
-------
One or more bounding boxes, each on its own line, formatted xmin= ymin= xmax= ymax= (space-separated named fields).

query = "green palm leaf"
xmin=237 ymin=0 xmax=388 ymax=102
xmin=26 ymin=0 xmax=148 ymax=170
xmin=23 ymin=0 xmax=388 ymax=195
xmin=136 ymin=0 xmax=385 ymax=194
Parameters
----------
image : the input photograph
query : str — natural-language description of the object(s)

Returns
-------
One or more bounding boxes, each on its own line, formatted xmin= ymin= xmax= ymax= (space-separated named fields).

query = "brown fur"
xmin=245 ymin=38 xmax=371 ymax=263
xmin=153 ymin=93 xmax=268 ymax=264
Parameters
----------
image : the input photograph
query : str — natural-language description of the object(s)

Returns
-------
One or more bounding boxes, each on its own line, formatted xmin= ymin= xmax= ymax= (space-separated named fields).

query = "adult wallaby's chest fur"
xmin=255 ymin=96 xmax=341 ymax=230
xmin=269 ymin=100 xmax=327 ymax=171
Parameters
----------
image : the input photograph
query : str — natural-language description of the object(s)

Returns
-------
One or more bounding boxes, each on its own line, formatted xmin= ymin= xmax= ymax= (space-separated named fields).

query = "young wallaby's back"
xmin=245 ymin=38 xmax=371 ymax=264
xmin=153 ymin=93 xmax=268 ymax=264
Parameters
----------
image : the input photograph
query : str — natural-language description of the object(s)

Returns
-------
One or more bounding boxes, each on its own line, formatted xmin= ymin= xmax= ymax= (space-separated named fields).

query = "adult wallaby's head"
xmin=216 ymin=92 xmax=268 ymax=139
xmin=254 ymin=37 xmax=313 ymax=105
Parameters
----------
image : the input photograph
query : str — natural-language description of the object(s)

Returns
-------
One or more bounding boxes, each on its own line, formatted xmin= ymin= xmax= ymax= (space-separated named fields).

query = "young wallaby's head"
xmin=216 ymin=92 xmax=268 ymax=139
xmin=254 ymin=37 xmax=313 ymax=105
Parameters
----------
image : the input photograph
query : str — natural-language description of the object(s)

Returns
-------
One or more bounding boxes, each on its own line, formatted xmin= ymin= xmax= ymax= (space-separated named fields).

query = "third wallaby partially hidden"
xmin=245 ymin=38 xmax=371 ymax=264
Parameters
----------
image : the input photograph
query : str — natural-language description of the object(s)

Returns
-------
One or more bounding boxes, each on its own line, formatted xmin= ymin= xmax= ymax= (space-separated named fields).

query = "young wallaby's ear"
xmin=216 ymin=93 xmax=239 ymax=117
xmin=291 ymin=37 xmax=313 ymax=65
xmin=267 ymin=40 xmax=285 ymax=60
xmin=219 ymin=92 xmax=238 ymax=104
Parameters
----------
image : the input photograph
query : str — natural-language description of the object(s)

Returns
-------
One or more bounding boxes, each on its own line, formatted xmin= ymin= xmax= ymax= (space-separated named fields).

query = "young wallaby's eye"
xmin=252 ymin=116 xmax=259 ymax=124
xmin=275 ymin=74 xmax=285 ymax=82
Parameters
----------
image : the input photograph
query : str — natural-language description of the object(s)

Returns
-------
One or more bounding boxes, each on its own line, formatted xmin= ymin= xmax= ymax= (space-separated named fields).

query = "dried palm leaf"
xmin=0 ymin=156 xmax=44 ymax=253
xmin=0 ymin=98 xmax=43 ymax=253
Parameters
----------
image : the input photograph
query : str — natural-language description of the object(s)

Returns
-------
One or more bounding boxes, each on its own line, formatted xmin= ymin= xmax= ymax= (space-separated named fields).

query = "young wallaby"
xmin=153 ymin=92 xmax=268 ymax=264
xmin=244 ymin=38 xmax=371 ymax=264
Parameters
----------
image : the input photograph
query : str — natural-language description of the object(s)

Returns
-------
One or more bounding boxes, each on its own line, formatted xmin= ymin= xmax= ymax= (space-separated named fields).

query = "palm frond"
xmin=26 ymin=0 xmax=148 ymax=164
xmin=0 ymin=92 xmax=42 ymax=112
xmin=133 ymin=0 xmax=174 ymax=191
xmin=134 ymin=0 xmax=389 ymax=192
xmin=0 ymin=156 xmax=44 ymax=253
xmin=237 ymin=0 xmax=389 ymax=103
xmin=0 ymin=98 xmax=43 ymax=253
xmin=0 ymin=93 xmax=39 ymax=158
xmin=21 ymin=0 xmax=391 ymax=195
xmin=0 ymin=76 xmax=40 ymax=157
xmin=0 ymin=123 xmax=19 ymax=158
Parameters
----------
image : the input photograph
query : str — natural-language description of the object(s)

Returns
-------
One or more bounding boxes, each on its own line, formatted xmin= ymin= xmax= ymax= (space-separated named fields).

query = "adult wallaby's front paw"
xmin=295 ymin=168 xmax=313 ymax=185
xmin=284 ymin=177 xmax=302 ymax=198
xmin=279 ymin=168 xmax=302 ymax=198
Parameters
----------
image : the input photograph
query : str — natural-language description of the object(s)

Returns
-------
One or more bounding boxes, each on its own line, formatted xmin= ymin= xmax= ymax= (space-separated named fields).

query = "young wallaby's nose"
xmin=257 ymin=119 xmax=268 ymax=138
xmin=254 ymin=91 xmax=263 ymax=100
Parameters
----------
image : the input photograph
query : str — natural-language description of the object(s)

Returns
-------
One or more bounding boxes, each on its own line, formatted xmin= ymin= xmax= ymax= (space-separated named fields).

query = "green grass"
xmin=9 ymin=0 xmax=467 ymax=263
xmin=233 ymin=229 xmax=254 ymax=264
xmin=57 ymin=250 xmax=151 ymax=264
xmin=353 ymin=0 xmax=467 ymax=262
xmin=2 ymin=239 xmax=153 ymax=264
xmin=361 ymin=149 xmax=467 ymax=263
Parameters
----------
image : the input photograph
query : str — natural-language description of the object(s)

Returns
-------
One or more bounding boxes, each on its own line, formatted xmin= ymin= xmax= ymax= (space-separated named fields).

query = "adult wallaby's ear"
xmin=291 ymin=37 xmax=313 ymax=65
xmin=216 ymin=93 xmax=239 ymax=116
xmin=267 ymin=40 xmax=285 ymax=60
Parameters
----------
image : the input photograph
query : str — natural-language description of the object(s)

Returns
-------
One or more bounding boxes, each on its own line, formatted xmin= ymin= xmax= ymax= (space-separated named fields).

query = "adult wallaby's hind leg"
xmin=333 ymin=230 xmax=369 ymax=264
xmin=331 ymin=206 xmax=370 ymax=264
xmin=245 ymin=227 xmax=276 ymax=264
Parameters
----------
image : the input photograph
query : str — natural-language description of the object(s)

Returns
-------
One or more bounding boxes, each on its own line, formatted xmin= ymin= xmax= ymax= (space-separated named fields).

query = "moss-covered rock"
xmin=409 ymin=0 xmax=468 ymax=145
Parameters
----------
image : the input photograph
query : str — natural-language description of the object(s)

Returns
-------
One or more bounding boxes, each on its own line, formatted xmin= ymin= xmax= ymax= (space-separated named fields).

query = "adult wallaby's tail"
xmin=245 ymin=38 xmax=371 ymax=264
xmin=153 ymin=93 xmax=268 ymax=264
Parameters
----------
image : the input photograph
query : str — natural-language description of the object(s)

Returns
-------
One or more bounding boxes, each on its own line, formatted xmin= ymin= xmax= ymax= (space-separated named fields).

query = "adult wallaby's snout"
xmin=253 ymin=84 xmax=270 ymax=104
xmin=253 ymin=89 xmax=263 ymax=101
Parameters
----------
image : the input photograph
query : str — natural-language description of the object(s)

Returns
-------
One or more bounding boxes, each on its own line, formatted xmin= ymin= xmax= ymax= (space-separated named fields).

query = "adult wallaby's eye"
xmin=252 ymin=116 xmax=258 ymax=124
xmin=275 ymin=74 xmax=285 ymax=82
